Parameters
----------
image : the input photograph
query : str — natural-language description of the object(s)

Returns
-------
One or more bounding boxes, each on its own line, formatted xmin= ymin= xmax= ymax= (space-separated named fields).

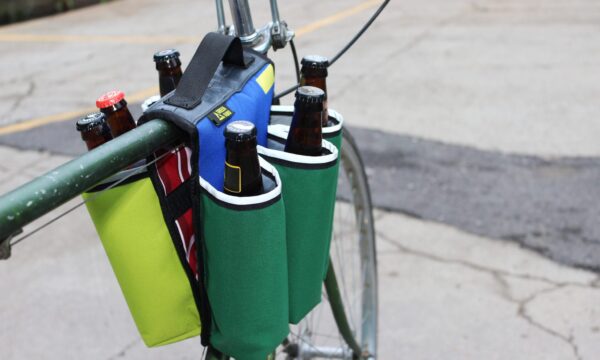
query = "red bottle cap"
xmin=96 ymin=90 xmax=125 ymax=109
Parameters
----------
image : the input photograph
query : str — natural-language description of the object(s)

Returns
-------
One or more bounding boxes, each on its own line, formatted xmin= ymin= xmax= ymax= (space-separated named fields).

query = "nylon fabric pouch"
xmin=258 ymin=124 xmax=340 ymax=324
xmin=141 ymin=34 xmax=274 ymax=192
xmin=82 ymin=165 xmax=201 ymax=347
xmin=199 ymin=158 xmax=289 ymax=360
xmin=139 ymin=32 xmax=280 ymax=357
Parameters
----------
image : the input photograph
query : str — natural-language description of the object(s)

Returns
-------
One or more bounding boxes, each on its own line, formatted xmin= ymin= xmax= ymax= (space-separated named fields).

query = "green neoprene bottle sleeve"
xmin=259 ymin=129 xmax=340 ymax=324
xmin=199 ymin=159 xmax=289 ymax=360
xmin=269 ymin=106 xmax=344 ymax=281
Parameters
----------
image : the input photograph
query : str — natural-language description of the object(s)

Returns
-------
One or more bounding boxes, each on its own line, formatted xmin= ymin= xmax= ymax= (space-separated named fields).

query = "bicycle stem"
xmin=0 ymin=120 xmax=184 ymax=242
xmin=215 ymin=0 xmax=293 ymax=53
xmin=228 ymin=0 xmax=257 ymax=40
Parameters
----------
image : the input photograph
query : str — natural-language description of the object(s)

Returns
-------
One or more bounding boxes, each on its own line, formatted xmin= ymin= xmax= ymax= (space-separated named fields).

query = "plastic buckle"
xmin=0 ymin=229 xmax=22 ymax=260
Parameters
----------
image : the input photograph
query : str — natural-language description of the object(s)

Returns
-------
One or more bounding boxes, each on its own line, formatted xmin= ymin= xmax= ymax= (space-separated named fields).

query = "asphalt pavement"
xmin=1 ymin=0 xmax=600 ymax=359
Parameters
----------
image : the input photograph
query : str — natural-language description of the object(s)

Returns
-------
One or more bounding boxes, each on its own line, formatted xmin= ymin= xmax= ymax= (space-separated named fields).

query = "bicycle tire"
xmin=283 ymin=128 xmax=378 ymax=359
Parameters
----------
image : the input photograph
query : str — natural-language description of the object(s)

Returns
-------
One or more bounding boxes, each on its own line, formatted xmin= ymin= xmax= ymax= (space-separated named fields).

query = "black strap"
xmin=166 ymin=33 xmax=251 ymax=109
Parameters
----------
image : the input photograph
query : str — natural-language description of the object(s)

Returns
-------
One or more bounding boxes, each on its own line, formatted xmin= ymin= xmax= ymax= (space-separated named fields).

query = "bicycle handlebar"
xmin=0 ymin=120 xmax=184 ymax=242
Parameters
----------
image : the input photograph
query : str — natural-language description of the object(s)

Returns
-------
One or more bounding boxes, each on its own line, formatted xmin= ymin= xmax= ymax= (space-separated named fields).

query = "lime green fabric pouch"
xmin=258 ymin=125 xmax=340 ymax=324
xmin=199 ymin=158 xmax=289 ymax=360
xmin=83 ymin=168 xmax=201 ymax=347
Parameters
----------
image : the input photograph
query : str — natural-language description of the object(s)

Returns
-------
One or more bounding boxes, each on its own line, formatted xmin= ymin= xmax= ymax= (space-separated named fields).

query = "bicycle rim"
xmin=282 ymin=129 xmax=378 ymax=359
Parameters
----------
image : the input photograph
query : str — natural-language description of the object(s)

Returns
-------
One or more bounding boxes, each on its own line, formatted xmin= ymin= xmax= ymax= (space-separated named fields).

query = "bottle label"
xmin=208 ymin=104 xmax=235 ymax=126
xmin=224 ymin=161 xmax=242 ymax=194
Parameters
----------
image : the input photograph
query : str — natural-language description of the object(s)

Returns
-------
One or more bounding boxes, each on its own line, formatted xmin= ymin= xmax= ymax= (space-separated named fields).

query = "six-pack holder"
xmin=83 ymin=32 xmax=344 ymax=360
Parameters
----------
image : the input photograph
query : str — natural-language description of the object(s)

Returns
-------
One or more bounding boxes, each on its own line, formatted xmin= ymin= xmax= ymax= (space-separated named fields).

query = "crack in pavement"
xmin=378 ymin=230 xmax=592 ymax=359
xmin=517 ymin=285 xmax=583 ymax=360
xmin=377 ymin=230 xmax=595 ymax=288
xmin=491 ymin=271 xmax=583 ymax=360
xmin=488 ymin=272 xmax=580 ymax=358
xmin=2 ymin=79 xmax=36 ymax=119
xmin=105 ymin=339 xmax=140 ymax=360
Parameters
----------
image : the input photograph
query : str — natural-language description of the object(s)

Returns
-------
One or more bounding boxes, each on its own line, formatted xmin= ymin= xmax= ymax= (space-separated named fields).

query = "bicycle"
xmin=0 ymin=0 xmax=386 ymax=358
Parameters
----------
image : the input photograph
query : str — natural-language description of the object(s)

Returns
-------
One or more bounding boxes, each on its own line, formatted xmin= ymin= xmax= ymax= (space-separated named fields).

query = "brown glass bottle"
xmin=76 ymin=112 xmax=113 ymax=151
xmin=300 ymin=55 xmax=329 ymax=127
xmin=223 ymin=121 xmax=264 ymax=196
xmin=96 ymin=90 xmax=136 ymax=138
xmin=154 ymin=49 xmax=183 ymax=97
xmin=284 ymin=86 xmax=324 ymax=156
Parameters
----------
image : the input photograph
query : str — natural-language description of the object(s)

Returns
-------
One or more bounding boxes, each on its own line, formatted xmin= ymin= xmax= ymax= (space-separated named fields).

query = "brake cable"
xmin=274 ymin=0 xmax=391 ymax=100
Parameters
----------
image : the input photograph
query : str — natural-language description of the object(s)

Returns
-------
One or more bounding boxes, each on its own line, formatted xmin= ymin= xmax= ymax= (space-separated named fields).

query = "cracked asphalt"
xmin=376 ymin=212 xmax=600 ymax=359
xmin=1 ymin=0 xmax=600 ymax=359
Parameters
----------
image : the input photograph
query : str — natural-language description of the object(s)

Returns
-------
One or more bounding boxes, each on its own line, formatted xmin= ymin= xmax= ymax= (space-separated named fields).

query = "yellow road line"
xmin=295 ymin=0 xmax=381 ymax=37
xmin=0 ymin=0 xmax=379 ymax=135
xmin=0 ymin=33 xmax=198 ymax=44
xmin=0 ymin=0 xmax=380 ymax=45
xmin=0 ymin=86 xmax=158 ymax=136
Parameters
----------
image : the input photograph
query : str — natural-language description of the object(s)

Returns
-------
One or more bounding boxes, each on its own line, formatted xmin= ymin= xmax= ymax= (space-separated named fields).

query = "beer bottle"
xmin=96 ymin=90 xmax=136 ymax=137
xmin=284 ymin=86 xmax=324 ymax=156
xmin=154 ymin=49 xmax=182 ymax=97
xmin=300 ymin=55 xmax=329 ymax=127
xmin=223 ymin=121 xmax=264 ymax=196
xmin=76 ymin=112 xmax=113 ymax=151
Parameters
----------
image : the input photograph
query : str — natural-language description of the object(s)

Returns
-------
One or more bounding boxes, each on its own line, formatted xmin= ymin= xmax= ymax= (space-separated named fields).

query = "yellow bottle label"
xmin=224 ymin=161 xmax=242 ymax=193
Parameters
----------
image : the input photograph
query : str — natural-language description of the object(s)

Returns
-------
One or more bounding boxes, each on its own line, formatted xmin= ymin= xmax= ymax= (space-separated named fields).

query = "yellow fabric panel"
xmin=256 ymin=64 xmax=275 ymax=94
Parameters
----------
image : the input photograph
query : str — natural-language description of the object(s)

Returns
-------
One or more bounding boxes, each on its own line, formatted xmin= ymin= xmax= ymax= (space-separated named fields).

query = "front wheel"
xmin=284 ymin=128 xmax=378 ymax=359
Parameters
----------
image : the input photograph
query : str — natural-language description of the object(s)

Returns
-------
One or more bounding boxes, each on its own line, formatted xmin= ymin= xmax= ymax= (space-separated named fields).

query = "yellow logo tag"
xmin=209 ymin=105 xmax=234 ymax=125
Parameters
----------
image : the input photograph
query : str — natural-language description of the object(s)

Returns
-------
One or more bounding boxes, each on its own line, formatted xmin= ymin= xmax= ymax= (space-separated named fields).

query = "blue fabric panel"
xmin=197 ymin=64 xmax=274 ymax=190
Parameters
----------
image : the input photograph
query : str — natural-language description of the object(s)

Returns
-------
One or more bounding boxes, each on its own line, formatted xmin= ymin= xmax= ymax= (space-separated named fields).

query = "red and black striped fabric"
xmin=154 ymin=146 xmax=197 ymax=278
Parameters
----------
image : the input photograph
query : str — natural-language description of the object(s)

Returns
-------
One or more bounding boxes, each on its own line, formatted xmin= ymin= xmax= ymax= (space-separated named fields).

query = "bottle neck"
xmin=158 ymin=66 xmax=183 ymax=96
xmin=80 ymin=125 xmax=112 ymax=151
xmin=300 ymin=76 xmax=327 ymax=98
xmin=300 ymin=75 xmax=329 ymax=127
xmin=285 ymin=102 xmax=323 ymax=156
xmin=155 ymin=58 xmax=181 ymax=71
xmin=100 ymin=101 xmax=136 ymax=137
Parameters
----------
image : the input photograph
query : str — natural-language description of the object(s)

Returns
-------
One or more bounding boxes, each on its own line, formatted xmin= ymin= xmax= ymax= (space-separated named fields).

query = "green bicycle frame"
xmin=0 ymin=120 xmax=182 ymax=240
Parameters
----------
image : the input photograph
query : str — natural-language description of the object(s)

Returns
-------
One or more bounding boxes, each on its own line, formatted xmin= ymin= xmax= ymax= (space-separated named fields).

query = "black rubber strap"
xmin=166 ymin=32 xmax=251 ymax=109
